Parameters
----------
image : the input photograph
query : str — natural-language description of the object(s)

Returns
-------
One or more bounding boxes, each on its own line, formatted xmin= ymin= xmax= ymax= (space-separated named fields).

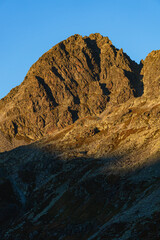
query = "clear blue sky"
xmin=0 ymin=0 xmax=160 ymax=99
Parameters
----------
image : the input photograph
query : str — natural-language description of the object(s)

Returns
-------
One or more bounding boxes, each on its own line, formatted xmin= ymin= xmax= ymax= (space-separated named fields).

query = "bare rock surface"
xmin=0 ymin=95 xmax=160 ymax=240
xmin=141 ymin=50 xmax=160 ymax=98
xmin=0 ymin=34 xmax=160 ymax=239
xmin=0 ymin=33 xmax=142 ymax=151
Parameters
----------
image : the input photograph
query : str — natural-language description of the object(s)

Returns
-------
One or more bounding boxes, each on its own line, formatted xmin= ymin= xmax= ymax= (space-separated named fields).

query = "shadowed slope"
xmin=0 ymin=93 xmax=160 ymax=239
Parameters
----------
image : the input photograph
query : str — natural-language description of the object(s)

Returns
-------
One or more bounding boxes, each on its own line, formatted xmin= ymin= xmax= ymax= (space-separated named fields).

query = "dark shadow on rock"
xmin=12 ymin=121 xmax=18 ymax=135
xmin=83 ymin=38 xmax=101 ymax=69
xmin=124 ymin=69 xmax=144 ymax=97
xmin=68 ymin=107 xmax=79 ymax=122
xmin=59 ymin=42 xmax=69 ymax=56
xmin=0 ymin=141 xmax=160 ymax=239
xmin=99 ymin=83 xmax=111 ymax=96
xmin=123 ymin=59 xmax=144 ymax=98
xmin=52 ymin=66 xmax=65 ymax=82
xmin=36 ymin=76 xmax=58 ymax=107
xmin=82 ymin=38 xmax=111 ymax=102
xmin=0 ymin=179 xmax=22 ymax=233
xmin=83 ymin=37 xmax=101 ymax=80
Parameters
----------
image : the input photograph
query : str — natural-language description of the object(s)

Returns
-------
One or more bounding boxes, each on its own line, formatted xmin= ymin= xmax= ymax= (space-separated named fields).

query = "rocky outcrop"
xmin=0 ymin=33 xmax=142 ymax=151
xmin=0 ymin=33 xmax=160 ymax=239
xmin=141 ymin=50 xmax=160 ymax=98
xmin=0 ymin=96 xmax=159 ymax=239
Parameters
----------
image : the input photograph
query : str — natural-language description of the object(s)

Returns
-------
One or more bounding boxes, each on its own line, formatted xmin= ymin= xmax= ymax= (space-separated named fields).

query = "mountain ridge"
xmin=1 ymin=33 xmax=157 ymax=152
xmin=0 ymin=33 xmax=160 ymax=239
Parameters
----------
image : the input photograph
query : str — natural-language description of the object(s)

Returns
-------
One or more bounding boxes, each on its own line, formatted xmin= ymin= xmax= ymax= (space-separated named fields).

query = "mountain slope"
xmin=0 ymin=33 xmax=142 ymax=152
xmin=0 ymin=34 xmax=160 ymax=239
xmin=0 ymin=95 xmax=160 ymax=239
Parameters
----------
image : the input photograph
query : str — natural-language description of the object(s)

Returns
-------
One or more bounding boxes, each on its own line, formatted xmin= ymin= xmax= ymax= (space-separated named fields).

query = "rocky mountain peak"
xmin=0 ymin=34 xmax=159 ymax=152
xmin=0 ymin=34 xmax=160 ymax=239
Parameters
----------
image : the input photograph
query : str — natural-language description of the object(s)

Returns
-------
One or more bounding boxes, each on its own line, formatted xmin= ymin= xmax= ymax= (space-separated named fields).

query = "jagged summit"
xmin=0 ymin=34 xmax=159 ymax=152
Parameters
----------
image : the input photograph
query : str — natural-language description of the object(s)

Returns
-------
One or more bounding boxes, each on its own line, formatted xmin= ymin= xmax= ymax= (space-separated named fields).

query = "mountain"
xmin=0 ymin=34 xmax=160 ymax=239
xmin=0 ymin=33 xmax=142 ymax=152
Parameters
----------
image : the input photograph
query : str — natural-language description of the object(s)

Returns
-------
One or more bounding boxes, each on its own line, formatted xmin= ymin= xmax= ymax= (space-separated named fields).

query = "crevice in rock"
xmin=12 ymin=121 xmax=18 ymax=135
xmin=59 ymin=42 xmax=69 ymax=56
xmin=99 ymin=83 xmax=111 ymax=96
xmin=36 ymin=76 xmax=58 ymax=107
xmin=83 ymin=38 xmax=101 ymax=80
xmin=83 ymin=38 xmax=101 ymax=69
xmin=68 ymin=107 xmax=79 ymax=122
xmin=124 ymin=62 xmax=144 ymax=97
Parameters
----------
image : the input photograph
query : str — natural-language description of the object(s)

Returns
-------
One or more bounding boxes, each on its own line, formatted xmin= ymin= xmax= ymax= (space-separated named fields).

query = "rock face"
xmin=0 ymin=97 xmax=160 ymax=240
xmin=0 ymin=33 xmax=142 ymax=151
xmin=0 ymin=34 xmax=160 ymax=239
xmin=141 ymin=50 xmax=160 ymax=98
